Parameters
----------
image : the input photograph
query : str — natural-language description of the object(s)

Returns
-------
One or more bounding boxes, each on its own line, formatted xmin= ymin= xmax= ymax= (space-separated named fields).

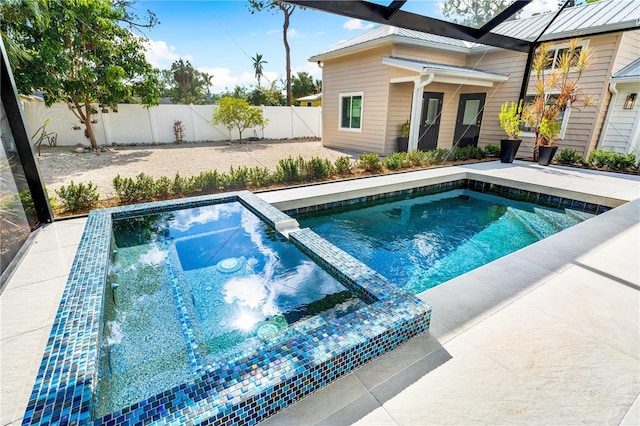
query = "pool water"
xmin=298 ymin=190 xmax=592 ymax=294
xmin=97 ymin=201 xmax=365 ymax=417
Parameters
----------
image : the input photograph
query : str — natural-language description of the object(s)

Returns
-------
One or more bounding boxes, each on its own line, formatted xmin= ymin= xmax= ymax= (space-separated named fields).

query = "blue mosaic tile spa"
xmin=22 ymin=191 xmax=432 ymax=426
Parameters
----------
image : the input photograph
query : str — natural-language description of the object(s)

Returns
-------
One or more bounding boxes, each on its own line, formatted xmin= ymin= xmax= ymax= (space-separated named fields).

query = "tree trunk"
xmin=280 ymin=4 xmax=292 ymax=106
xmin=84 ymin=103 xmax=99 ymax=149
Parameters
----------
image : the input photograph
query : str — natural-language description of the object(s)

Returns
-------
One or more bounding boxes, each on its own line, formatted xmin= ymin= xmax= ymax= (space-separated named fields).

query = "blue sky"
xmin=137 ymin=1 xmax=559 ymax=93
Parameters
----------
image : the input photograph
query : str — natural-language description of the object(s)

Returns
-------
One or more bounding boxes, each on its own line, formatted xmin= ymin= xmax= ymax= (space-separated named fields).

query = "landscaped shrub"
xmin=384 ymin=152 xmax=406 ymax=170
xmin=334 ymin=156 xmax=352 ymax=174
xmin=303 ymin=157 xmax=334 ymax=180
xmin=248 ymin=166 xmax=272 ymax=187
xmin=483 ymin=144 xmax=501 ymax=157
xmin=275 ymin=156 xmax=303 ymax=182
xmin=56 ymin=181 xmax=99 ymax=211
xmin=114 ymin=174 xmax=157 ymax=202
xmin=191 ymin=170 xmax=221 ymax=192
xmin=358 ymin=152 xmax=383 ymax=173
xmin=171 ymin=172 xmax=191 ymax=195
xmin=556 ymin=148 xmax=583 ymax=165
xmin=450 ymin=146 xmax=484 ymax=161
xmin=588 ymin=150 xmax=637 ymax=171
xmin=154 ymin=176 xmax=173 ymax=197
xmin=223 ymin=166 xmax=249 ymax=189
xmin=405 ymin=150 xmax=427 ymax=167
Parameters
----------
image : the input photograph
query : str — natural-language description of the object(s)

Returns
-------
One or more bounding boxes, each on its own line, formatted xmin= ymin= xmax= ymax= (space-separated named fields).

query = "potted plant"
xmin=522 ymin=39 xmax=593 ymax=166
xmin=396 ymin=119 xmax=410 ymax=152
xmin=498 ymin=100 xmax=523 ymax=163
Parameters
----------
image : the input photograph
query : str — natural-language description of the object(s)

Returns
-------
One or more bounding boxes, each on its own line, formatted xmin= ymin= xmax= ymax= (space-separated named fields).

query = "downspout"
xmin=408 ymin=73 xmax=434 ymax=151
xmin=597 ymin=82 xmax=618 ymax=150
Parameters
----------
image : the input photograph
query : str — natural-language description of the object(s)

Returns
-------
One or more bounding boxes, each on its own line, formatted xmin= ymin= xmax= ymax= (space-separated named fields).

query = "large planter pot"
xmin=500 ymin=139 xmax=521 ymax=163
xmin=538 ymin=145 xmax=558 ymax=166
xmin=396 ymin=137 xmax=409 ymax=152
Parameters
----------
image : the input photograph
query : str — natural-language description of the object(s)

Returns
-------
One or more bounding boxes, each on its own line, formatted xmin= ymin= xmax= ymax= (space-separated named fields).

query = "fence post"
xmin=148 ymin=107 xmax=158 ymax=143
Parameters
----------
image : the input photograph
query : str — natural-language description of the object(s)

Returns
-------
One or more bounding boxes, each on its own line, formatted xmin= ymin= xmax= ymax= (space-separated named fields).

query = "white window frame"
xmin=338 ymin=91 xmax=364 ymax=132
xmin=521 ymin=93 xmax=571 ymax=140
xmin=538 ymin=40 xmax=590 ymax=73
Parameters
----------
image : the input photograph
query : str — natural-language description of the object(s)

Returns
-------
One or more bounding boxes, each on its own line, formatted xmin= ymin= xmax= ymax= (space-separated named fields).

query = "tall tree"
xmin=248 ymin=0 xmax=296 ymax=105
xmin=314 ymin=79 xmax=322 ymax=94
xmin=291 ymin=71 xmax=315 ymax=100
xmin=252 ymin=53 xmax=268 ymax=87
xmin=441 ymin=0 xmax=518 ymax=28
xmin=2 ymin=0 xmax=160 ymax=149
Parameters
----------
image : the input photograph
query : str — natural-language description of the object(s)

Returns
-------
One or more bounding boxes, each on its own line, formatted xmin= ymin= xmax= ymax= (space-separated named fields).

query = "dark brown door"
xmin=453 ymin=93 xmax=486 ymax=148
xmin=418 ymin=92 xmax=444 ymax=151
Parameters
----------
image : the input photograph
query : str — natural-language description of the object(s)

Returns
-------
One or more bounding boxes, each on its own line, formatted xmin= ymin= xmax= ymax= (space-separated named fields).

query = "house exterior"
xmin=296 ymin=93 xmax=322 ymax=107
xmin=598 ymin=57 xmax=640 ymax=155
xmin=310 ymin=0 xmax=640 ymax=158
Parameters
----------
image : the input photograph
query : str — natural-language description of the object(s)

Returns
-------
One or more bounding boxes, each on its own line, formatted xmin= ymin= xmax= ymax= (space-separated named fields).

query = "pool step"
xmin=565 ymin=209 xmax=595 ymax=222
xmin=534 ymin=207 xmax=581 ymax=231
xmin=506 ymin=208 xmax=559 ymax=239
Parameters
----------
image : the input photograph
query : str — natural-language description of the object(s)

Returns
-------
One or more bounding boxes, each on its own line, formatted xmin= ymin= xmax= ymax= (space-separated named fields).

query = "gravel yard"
xmin=36 ymin=139 xmax=350 ymax=199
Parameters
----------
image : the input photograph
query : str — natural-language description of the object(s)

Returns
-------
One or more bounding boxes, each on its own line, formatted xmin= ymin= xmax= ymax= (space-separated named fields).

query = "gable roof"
xmin=310 ymin=0 xmax=640 ymax=62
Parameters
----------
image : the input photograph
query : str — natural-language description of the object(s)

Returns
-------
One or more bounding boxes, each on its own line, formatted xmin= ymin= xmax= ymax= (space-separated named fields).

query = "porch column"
xmin=408 ymin=74 xmax=434 ymax=151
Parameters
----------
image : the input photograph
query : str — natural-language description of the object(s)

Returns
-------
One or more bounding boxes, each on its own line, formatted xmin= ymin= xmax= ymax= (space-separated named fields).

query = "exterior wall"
xmin=392 ymin=44 xmax=467 ymax=67
xmin=466 ymin=49 xmax=530 ymax=155
xmin=599 ymin=81 xmax=640 ymax=153
xmin=20 ymin=102 xmax=322 ymax=146
xmin=321 ymin=46 xmax=393 ymax=153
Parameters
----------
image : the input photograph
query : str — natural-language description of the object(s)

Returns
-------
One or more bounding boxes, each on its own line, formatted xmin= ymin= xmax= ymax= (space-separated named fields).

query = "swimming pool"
xmin=23 ymin=191 xmax=431 ymax=425
xmin=298 ymin=189 xmax=594 ymax=294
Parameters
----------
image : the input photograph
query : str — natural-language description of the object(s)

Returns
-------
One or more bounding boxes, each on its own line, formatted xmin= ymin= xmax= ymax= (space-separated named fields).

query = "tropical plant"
xmin=302 ymin=157 xmax=334 ymax=180
xmin=334 ymin=156 xmax=352 ymax=174
xmin=252 ymin=53 xmax=268 ymax=87
xmin=3 ymin=0 xmax=160 ymax=150
xmin=248 ymin=0 xmax=297 ymax=105
xmin=248 ymin=166 xmax=272 ymax=187
xmin=384 ymin=152 xmax=406 ymax=170
xmin=499 ymin=100 xmax=523 ymax=140
xmin=291 ymin=71 xmax=315 ymax=101
xmin=522 ymin=39 xmax=593 ymax=147
xmin=400 ymin=119 xmax=411 ymax=138
xmin=275 ymin=156 xmax=303 ymax=182
xmin=211 ymin=96 xmax=268 ymax=142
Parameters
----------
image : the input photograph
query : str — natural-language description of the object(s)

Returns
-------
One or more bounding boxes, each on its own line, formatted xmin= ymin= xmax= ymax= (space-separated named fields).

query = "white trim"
xmin=537 ymin=39 xmax=591 ymax=74
xmin=338 ymin=91 xmax=364 ymax=132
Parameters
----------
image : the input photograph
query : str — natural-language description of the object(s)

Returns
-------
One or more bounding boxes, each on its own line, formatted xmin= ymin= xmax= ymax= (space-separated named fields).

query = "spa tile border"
xmin=22 ymin=191 xmax=431 ymax=426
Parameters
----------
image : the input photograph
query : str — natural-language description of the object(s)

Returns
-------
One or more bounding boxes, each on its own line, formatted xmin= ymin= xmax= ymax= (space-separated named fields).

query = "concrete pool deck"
xmin=1 ymin=160 xmax=639 ymax=425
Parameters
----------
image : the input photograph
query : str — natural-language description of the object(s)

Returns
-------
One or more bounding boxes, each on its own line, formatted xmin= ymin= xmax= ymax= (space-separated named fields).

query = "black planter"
xmin=397 ymin=137 xmax=409 ymax=152
xmin=500 ymin=139 xmax=521 ymax=163
xmin=538 ymin=145 xmax=558 ymax=166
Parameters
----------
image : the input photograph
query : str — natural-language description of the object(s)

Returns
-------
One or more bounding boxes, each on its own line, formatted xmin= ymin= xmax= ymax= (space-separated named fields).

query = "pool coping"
xmin=21 ymin=191 xmax=431 ymax=425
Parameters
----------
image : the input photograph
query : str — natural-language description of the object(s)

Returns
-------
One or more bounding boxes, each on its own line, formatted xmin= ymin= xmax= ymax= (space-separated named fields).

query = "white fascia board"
xmin=611 ymin=76 xmax=640 ymax=84
xmin=432 ymin=75 xmax=495 ymax=87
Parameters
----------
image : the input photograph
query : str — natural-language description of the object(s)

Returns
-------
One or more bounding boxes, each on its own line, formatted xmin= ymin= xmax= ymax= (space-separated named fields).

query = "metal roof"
xmin=612 ymin=57 xmax=640 ymax=82
xmin=494 ymin=0 xmax=640 ymax=42
xmin=310 ymin=0 xmax=640 ymax=61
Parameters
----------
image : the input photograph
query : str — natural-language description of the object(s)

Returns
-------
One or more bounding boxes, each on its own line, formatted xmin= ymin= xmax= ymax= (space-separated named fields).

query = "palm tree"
xmin=252 ymin=53 xmax=268 ymax=87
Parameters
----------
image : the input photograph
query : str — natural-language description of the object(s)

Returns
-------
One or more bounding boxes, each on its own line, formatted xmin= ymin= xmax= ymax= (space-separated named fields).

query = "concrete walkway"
xmin=1 ymin=161 xmax=638 ymax=425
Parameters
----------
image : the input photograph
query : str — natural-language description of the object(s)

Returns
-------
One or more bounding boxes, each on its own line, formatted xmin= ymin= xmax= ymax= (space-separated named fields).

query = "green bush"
xmin=113 ymin=174 xmax=157 ymax=202
xmin=384 ymin=152 xmax=406 ymax=170
xmin=303 ymin=157 xmax=334 ymax=180
xmin=171 ymin=172 xmax=191 ymax=195
xmin=334 ymin=156 xmax=352 ymax=174
xmin=358 ymin=152 xmax=383 ymax=172
xmin=223 ymin=166 xmax=249 ymax=189
xmin=56 ymin=181 xmax=99 ymax=211
xmin=556 ymin=148 xmax=583 ymax=165
xmin=154 ymin=176 xmax=172 ymax=197
xmin=405 ymin=150 xmax=428 ymax=167
xmin=275 ymin=156 xmax=303 ymax=182
xmin=588 ymin=150 xmax=637 ymax=171
xmin=450 ymin=146 xmax=484 ymax=161
xmin=483 ymin=144 xmax=501 ymax=157
xmin=191 ymin=170 xmax=221 ymax=192
xmin=248 ymin=167 xmax=272 ymax=187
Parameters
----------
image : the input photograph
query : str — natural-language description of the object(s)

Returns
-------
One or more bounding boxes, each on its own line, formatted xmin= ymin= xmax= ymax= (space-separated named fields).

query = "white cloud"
xmin=343 ymin=18 xmax=375 ymax=30
xmin=288 ymin=28 xmax=301 ymax=38
xmin=267 ymin=29 xmax=280 ymax=35
xmin=143 ymin=39 xmax=190 ymax=68
xmin=292 ymin=62 xmax=323 ymax=80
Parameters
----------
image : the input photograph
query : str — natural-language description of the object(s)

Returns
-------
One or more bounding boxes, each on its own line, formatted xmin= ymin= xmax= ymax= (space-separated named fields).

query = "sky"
xmin=137 ymin=0 xmax=562 ymax=94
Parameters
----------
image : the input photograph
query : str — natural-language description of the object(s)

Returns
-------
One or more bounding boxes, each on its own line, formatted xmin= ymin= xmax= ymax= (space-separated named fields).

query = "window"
xmin=541 ymin=41 xmax=588 ymax=71
xmin=339 ymin=92 xmax=363 ymax=131
xmin=521 ymin=94 xmax=571 ymax=139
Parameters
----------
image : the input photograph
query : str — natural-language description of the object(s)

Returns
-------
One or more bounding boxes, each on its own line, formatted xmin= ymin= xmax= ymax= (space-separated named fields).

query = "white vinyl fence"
xmin=20 ymin=100 xmax=322 ymax=147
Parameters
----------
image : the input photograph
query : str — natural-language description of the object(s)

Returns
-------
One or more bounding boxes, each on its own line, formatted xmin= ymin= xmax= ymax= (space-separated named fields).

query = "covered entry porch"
xmin=383 ymin=56 xmax=509 ymax=152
